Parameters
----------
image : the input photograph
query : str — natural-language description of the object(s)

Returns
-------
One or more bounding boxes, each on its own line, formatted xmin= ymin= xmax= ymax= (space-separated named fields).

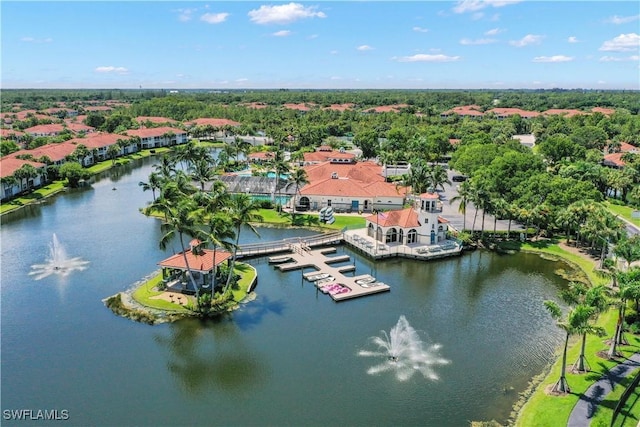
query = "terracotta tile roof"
xmin=488 ymin=108 xmax=540 ymax=118
xmin=365 ymin=104 xmax=409 ymax=113
xmin=365 ymin=208 xmax=420 ymax=228
xmin=283 ymin=103 xmax=316 ymax=111
xmin=322 ymin=103 xmax=355 ymax=111
xmin=303 ymin=150 xmax=355 ymax=163
xmin=620 ymin=142 xmax=638 ymax=152
xmin=68 ymin=133 xmax=129 ymax=149
xmin=10 ymin=142 xmax=76 ymax=162
xmin=241 ymin=102 xmax=269 ymax=109
xmin=0 ymin=157 xmax=45 ymax=178
xmin=441 ymin=105 xmax=484 ymax=116
xmin=418 ymin=192 xmax=440 ymax=200
xmin=158 ymin=249 xmax=232 ymax=272
xmin=248 ymin=151 xmax=274 ymax=160
xmin=65 ymin=115 xmax=88 ymax=124
xmin=66 ymin=123 xmax=95 ymax=133
xmin=591 ymin=107 xmax=615 ymax=115
xmin=136 ymin=116 xmax=178 ymax=124
xmin=301 ymin=161 xmax=403 ymax=198
xmin=604 ymin=152 xmax=626 ymax=168
xmin=123 ymin=126 xmax=187 ymax=139
xmin=186 ymin=118 xmax=241 ymax=127
xmin=542 ymin=108 xmax=584 ymax=117
xmin=0 ymin=128 xmax=26 ymax=138
xmin=24 ymin=124 xmax=67 ymax=135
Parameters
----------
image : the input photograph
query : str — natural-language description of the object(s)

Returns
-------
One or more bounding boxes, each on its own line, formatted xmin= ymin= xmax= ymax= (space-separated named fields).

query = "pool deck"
xmin=275 ymin=245 xmax=390 ymax=301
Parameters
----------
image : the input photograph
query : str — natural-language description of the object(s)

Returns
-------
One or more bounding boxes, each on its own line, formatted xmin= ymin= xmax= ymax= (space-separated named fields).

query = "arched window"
xmin=368 ymin=223 xmax=375 ymax=238
xmin=407 ymin=229 xmax=418 ymax=244
xmin=299 ymin=196 xmax=310 ymax=210
xmin=376 ymin=226 xmax=383 ymax=242
xmin=386 ymin=228 xmax=398 ymax=243
xmin=398 ymin=229 xmax=404 ymax=244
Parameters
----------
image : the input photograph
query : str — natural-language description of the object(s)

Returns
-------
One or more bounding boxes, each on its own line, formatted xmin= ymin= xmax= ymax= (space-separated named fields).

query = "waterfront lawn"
xmin=132 ymin=274 xmax=190 ymax=312
xmin=259 ymin=209 xmax=366 ymax=230
xmin=498 ymin=239 xmax=609 ymax=286
xmin=132 ymin=262 xmax=255 ymax=311
xmin=516 ymin=310 xmax=640 ymax=427
xmin=606 ymin=202 xmax=640 ymax=228
xmin=0 ymin=181 xmax=66 ymax=214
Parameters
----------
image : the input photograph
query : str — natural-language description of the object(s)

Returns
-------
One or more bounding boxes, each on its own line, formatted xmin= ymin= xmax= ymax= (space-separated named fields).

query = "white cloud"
xmin=460 ymin=38 xmax=496 ymax=45
xmin=568 ymin=36 xmax=579 ymax=43
xmin=485 ymin=28 xmax=503 ymax=36
xmin=21 ymin=36 xmax=53 ymax=43
xmin=248 ymin=3 xmax=326 ymax=25
xmin=330 ymin=76 xmax=342 ymax=80
xmin=532 ymin=55 xmax=574 ymax=63
xmin=357 ymin=45 xmax=374 ymax=51
xmin=413 ymin=26 xmax=429 ymax=33
xmin=329 ymin=50 xmax=338 ymax=55
xmin=509 ymin=34 xmax=543 ymax=47
xmin=236 ymin=78 xmax=248 ymax=82
xmin=599 ymin=33 xmax=640 ymax=52
xmin=272 ymin=30 xmax=292 ymax=37
xmin=94 ymin=66 xmax=129 ymax=74
xmin=599 ymin=55 xmax=640 ymax=62
xmin=200 ymin=13 xmax=229 ymax=24
xmin=394 ymin=54 xmax=461 ymax=62
xmin=453 ymin=0 xmax=521 ymax=14
xmin=308 ymin=34 xmax=319 ymax=39
xmin=605 ymin=15 xmax=640 ymax=25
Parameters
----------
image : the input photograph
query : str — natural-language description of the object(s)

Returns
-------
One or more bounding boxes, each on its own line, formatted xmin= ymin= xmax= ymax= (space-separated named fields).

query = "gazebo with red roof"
xmin=157 ymin=243 xmax=233 ymax=294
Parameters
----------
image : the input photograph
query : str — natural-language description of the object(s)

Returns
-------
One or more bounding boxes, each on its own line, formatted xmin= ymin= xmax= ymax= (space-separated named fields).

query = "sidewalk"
xmin=567 ymin=353 xmax=640 ymax=426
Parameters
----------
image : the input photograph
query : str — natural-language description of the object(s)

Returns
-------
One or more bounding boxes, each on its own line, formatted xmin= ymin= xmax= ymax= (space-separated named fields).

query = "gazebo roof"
xmin=158 ymin=249 xmax=232 ymax=273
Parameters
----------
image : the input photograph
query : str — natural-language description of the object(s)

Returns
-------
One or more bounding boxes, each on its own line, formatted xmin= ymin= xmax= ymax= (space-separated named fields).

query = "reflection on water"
xmin=156 ymin=318 xmax=268 ymax=395
xmin=0 ymin=155 xmax=570 ymax=426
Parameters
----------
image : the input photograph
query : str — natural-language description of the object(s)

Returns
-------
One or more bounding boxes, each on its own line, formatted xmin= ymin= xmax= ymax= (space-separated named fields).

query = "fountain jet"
xmin=29 ymin=234 xmax=89 ymax=280
xmin=358 ymin=315 xmax=449 ymax=381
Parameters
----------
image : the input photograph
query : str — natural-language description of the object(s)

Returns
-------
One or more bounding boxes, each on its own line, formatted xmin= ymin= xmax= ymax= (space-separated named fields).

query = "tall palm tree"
xmin=558 ymin=282 xmax=608 ymax=373
xmin=158 ymin=198 xmax=202 ymax=303
xmin=201 ymin=213 xmax=235 ymax=293
xmin=189 ymin=158 xmax=216 ymax=192
xmin=290 ymin=168 xmax=309 ymax=223
xmin=138 ymin=171 xmax=162 ymax=202
xmin=426 ymin=164 xmax=451 ymax=192
xmin=223 ymin=194 xmax=263 ymax=295
xmin=450 ymin=180 xmax=472 ymax=231
xmin=544 ymin=302 xmax=597 ymax=394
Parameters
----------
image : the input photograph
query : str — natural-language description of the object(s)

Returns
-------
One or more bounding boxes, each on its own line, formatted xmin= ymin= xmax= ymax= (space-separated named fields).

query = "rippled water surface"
xmin=1 ymin=157 xmax=568 ymax=426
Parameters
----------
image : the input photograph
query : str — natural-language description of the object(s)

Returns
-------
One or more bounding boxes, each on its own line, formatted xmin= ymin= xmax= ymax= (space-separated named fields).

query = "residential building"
xmin=123 ymin=126 xmax=188 ymax=149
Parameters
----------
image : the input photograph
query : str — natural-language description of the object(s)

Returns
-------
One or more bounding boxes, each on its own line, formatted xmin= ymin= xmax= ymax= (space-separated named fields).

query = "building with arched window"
xmin=364 ymin=192 xmax=448 ymax=246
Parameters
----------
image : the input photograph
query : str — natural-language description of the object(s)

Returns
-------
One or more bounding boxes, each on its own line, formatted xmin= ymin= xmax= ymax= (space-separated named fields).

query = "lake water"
xmin=0 ymin=156 xmax=568 ymax=426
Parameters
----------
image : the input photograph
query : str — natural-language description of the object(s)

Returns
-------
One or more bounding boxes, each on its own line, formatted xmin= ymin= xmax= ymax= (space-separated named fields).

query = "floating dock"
xmin=274 ymin=245 xmax=390 ymax=301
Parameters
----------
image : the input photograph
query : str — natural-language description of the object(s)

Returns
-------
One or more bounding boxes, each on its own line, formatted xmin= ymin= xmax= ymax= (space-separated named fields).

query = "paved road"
xmin=439 ymin=168 xmax=525 ymax=234
xmin=567 ymin=353 xmax=640 ymax=427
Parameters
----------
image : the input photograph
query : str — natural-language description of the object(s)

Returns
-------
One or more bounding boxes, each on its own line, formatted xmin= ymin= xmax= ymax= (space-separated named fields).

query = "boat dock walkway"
xmin=274 ymin=245 xmax=390 ymax=302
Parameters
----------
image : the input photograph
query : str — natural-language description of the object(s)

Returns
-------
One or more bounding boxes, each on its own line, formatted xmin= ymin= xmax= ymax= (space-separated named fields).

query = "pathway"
xmin=567 ymin=353 xmax=640 ymax=427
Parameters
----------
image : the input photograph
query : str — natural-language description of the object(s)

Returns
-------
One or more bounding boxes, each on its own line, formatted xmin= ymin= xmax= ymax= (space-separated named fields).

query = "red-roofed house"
xmin=136 ymin=116 xmax=178 ymax=125
xmin=542 ymin=109 xmax=584 ymax=117
xmin=24 ymin=124 xmax=69 ymax=137
xmin=603 ymin=142 xmax=638 ymax=169
xmin=302 ymin=149 xmax=356 ymax=165
xmin=591 ymin=107 xmax=615 ymax=116
xmin=298 ymin=161 xmax=405 ymax=212
xmin=365 ymin=104 xmax=409 ymax=113
xmin=186 ymin=118 xmax=241 ymax=128
xmin=68 ymin=133 xmax=133 ymax=164
xmin=122 ymin=126 xmax=188 ymax=149
xmin=282 ymin=103 xmax=315 ymax=112
xmin=157 ymin=243 xmax=233 ymax=294
xmin=0 ymin=157 xmax=46 ymax=200
xmin=323 ymin=103 xmax=355 ymax=112
xmin=440 ymin=105 xmax=485 ymax=119
xmin=364 ymin=192 xmax=448 ymax=245
xmin=247 ymin=151 xmax=274 ymax=164
xmin=10 ymin=142 xmax=77 ymax=166
xmin=487 ymin=108 xmax=540 ymax=120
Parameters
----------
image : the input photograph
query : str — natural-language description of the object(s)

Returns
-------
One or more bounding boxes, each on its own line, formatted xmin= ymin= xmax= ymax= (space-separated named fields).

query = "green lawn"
xmin=0 ymin=181 xmax=67 ymax=214
xmin=606 ymin=202 xmax=640 ymax=227
xmin=131 ymin=262 xmax=256 ymax=311
xmin=258 ymin=209 xmax=366 ymax=230
xmin=512 ymin=239 xmax=640 ymax=426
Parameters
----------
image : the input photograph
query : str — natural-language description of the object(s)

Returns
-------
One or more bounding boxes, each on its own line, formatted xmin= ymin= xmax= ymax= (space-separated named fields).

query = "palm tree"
xmin=614 ymin=236 xmax=640 ymax=270
xmin=558 ymin=282 xmax=608 ymax=373
xmin=201 ymin=213 xmax=235 ymax=293
xmin=450 ymin=180 xmax=472 ymax=231
xmin=606 ymin=270 xmax=638 ymax=359
xmin=189 ymin=158 xmax=216 ymax=192
xmin=290 ymin=168 xmax=309 ymax=223
xmin=426 ymin=164 xmax=451 ymax=192
xmin=158 ymin=198 xmax=202 ymax=304
xmin=223 ymin=194 xmax=263 ymax=295
xmin=138 ymin=171 xmax=162 ymax=202
xmin=107 ymin=144 xmax=120 ymax=165
xmin=544 ymin=301 xmax=597 ymax=394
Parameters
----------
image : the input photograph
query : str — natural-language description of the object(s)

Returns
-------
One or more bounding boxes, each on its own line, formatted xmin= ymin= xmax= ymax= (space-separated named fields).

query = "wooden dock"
xmin=274 ymin=244 xmax=390 ymax=301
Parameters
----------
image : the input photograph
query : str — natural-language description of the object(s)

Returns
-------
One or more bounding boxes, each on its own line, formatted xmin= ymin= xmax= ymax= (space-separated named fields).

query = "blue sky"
xmin=2 ymin=1 xmax=639 ymax=90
